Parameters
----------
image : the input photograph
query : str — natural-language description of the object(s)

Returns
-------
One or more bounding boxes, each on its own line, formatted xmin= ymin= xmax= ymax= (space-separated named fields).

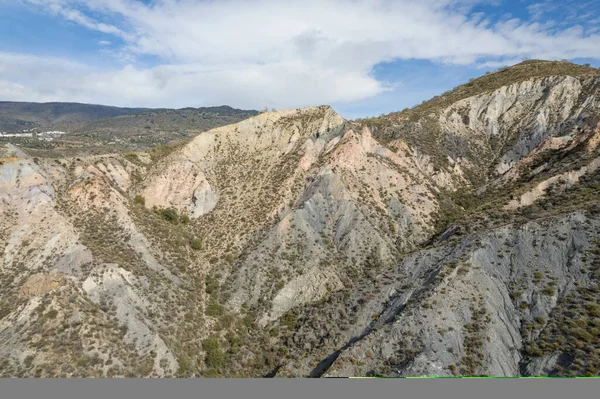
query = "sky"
xmin=1 ymin=0 xmax=600 ymax=119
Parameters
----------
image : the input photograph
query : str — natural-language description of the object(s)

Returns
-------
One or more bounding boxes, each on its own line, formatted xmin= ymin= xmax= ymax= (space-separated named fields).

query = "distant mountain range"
xmin=0 ymin=101 xmax=149 ymax=132
xmin=0 ymin=102 xmax=259 ymax=157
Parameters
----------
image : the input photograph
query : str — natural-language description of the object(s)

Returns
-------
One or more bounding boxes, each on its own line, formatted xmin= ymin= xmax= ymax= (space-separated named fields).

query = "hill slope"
xmin=0 ymin=103 xmax=259 ymax=157
xmin=1 ymin=60 xmax=600 ymax=377
xmin=0 ymin=101 xmax=147 ymax=132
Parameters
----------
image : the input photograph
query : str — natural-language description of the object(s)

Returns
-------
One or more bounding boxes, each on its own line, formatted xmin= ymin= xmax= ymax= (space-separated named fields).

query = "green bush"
xmin=586 ymin=303 xmax=600 ymax=317
xmin=46 ymin=309 xmax=58 ymax=319
xmin=24 ymin=355 xmax=35 ymax=367
xmin=526 ymin=344 xmax=543 ymax=357
xmin=510 ymin=290 xmax=524 ymax=300
xmin=180 ymin=214 xmax=190 ymax=225
xmin=534 ymin=272 xmax=544 ymax=280
xmin=161 ymin=208 xmax=179 ymax=223
xmin=190 ymin=238 xmax=203 ymax=251
xmin=134 ymin=195 xmax=145 ymax=206
xmin=125 ymin=152 xmax=139 ymax=163
xmin=205 ymin=302 xmax=224 ymax=317
xmin=280 ymin=311 xmax=297 ymax=329
xmin=205 ymin=277 xmax=219 ymax=296
xmin=216 ymin=314 xmax=234 ymax=330
xmin=177 ymin=354 xmax=194 ymax=377
xmin=202 ymin=368 xmax=221 ymax=377
xmin=202 ymin=337 xmax=227 ymax=369
xmin=242 ymin=313 xmax=255 ymax=329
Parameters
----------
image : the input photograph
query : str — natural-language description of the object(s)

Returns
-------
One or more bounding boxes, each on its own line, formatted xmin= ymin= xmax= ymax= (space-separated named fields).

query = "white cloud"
xmin=3 ymin=0 xmax=600 ymax=110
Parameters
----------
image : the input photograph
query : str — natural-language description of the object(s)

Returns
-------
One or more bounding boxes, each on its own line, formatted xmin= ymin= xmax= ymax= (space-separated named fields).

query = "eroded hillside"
xmin=1 ymin=60 xmax=600 ymax=377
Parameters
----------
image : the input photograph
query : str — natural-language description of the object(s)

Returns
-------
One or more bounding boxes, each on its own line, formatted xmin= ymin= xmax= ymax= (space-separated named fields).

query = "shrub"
xmin=280 ymin=311 xmax=297 ymax=329
xmin=134 ymin=195 xmax=145 ymax=206
xmin=161 ymin=208 xmax=179 ymax=223
xmin=510 ymin=290 xmax=524 ymax=300
xmin=203 ymin=368 xmax=221 ymax=377
xmin=278 ymin=347 xmax=288 ymax=357
xmin=180 ymin=214 xmax=190 ymax=225
xmin=526 ymin=344 xmax=543 ymax=357
xmin=242 ymin=313 xmax=255 ymax=329
xmin=177 ymin=354 xmax=194 ymax=377
xmin=534 ymin=272 xmax=544 ymax=280
xmin=216 ymin=314 xmax=234 ymax=330
xmin=586 ymin=303 xmax=600 ymax=317
xmin=24 ymin=355 xmax=35 ymax=367
xmin=190 ymin=238 xmax=203 ymax=251
xmin=46 ymin=309 xmax=58 ymax=320
xmin=205 ymin=302 xmax=224 ymax=317
xmin=205 ymin=277 xmax=219 ymax=296
xmin=202 ymin=337 xmax=227 ymax=369
xmin=125 ymin=152 xmax=139 ymax=162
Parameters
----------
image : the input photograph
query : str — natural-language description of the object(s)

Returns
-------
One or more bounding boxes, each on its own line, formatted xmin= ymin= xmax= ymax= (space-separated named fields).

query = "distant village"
xmin=0 ymin=129 xmax=66 ymax=141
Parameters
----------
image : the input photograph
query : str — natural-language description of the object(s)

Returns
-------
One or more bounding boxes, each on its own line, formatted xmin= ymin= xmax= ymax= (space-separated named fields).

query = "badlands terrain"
xmin=1 ymin=60 xmax=600 ymax=377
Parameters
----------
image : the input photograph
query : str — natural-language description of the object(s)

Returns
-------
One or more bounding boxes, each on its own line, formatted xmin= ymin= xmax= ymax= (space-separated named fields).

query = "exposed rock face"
xmin=142 ymin=106 xmax=346 ymax=220
xmin=225 ymin=124 xmax=443 ymax=323
xmin=318 ymin=212 xmax=594 ymax=377
xmin=1 ymin=60 xmax=600 ymax=378
xmin=506 ymin=156 xmax=600 ymax=209
xmin=19 ymin=270 xmax=67 ymax=298
xmin=82 ymin=264 xmax=178 ymax=376
xmin=142 ymin=159 xmax=217 ymax=218
xmin=439 ymin=76 xmax=592 ymax=175
xmin=50 ymin=244 xmax=92 ymax=277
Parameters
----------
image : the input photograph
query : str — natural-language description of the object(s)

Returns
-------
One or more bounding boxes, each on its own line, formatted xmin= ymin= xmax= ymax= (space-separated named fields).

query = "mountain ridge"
xmin=1 ymin=60 xmax=600 ymax=377
xmin=0 ymin=101 xmax=259 ymax=132
xmin=0 ymin=102 xmax=259 ymax=158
